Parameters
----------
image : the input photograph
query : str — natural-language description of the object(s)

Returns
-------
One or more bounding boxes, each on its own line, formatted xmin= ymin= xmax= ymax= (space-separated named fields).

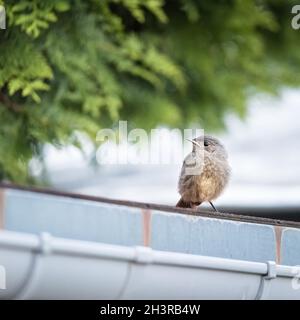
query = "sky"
xmin=39 ymin=89 xmax=300 ymax=207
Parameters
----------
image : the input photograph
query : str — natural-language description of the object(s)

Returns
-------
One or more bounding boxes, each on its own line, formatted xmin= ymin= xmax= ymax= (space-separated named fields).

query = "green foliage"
xmin=0 ymin=0 xmax=300 ymax=182
xmin=7 ymin=0 xmax=70 ymax=38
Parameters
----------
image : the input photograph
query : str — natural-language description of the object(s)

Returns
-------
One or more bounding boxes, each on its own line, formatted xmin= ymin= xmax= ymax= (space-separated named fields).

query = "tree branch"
xmin=0 ymin=92 xmax=23 ymax=112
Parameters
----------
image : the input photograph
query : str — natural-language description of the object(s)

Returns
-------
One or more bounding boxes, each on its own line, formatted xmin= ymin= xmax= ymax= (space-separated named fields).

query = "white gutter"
xmin=0 ymin=230 xmax=299 ymax=300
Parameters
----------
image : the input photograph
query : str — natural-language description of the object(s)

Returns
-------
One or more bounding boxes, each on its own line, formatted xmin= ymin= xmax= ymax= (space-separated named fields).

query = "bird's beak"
xmin=186 ymin=138 xmax=202 ymax=148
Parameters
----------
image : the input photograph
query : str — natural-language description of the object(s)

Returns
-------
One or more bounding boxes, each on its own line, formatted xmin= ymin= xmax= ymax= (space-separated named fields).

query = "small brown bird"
xmin=176 ymin=135 xmax=230 ymax=211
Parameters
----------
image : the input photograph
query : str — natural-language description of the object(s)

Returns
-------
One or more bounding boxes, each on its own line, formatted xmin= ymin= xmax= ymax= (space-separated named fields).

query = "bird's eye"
xmin=204 ymin=141 xmax=209 ymax=147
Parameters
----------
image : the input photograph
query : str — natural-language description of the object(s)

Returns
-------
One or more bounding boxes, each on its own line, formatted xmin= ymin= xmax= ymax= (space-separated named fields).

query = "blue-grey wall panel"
xmin=4 ymin=190 xmax=143 ymax=246
xmin=151 ymin=211 xmax=276 ymax=263
xmin=281 ymin=228 xmax=300 ymax=266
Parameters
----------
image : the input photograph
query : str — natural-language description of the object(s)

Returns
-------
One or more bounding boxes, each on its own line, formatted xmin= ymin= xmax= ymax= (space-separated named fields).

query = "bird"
xmin=176 ymin=135 xmax=230 ymax=211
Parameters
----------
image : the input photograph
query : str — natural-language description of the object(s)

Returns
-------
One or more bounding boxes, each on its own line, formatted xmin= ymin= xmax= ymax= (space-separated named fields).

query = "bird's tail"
xmin=176 ymin=197 xmax=201 ymax=208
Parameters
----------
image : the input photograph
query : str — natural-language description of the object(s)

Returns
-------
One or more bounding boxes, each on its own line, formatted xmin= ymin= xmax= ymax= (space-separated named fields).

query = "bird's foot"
xmin=209 ymin=201 xmax=219 ymax=213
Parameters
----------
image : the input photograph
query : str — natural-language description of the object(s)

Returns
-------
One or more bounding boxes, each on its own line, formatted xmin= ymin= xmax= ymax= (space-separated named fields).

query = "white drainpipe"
xmin=0 ymin=230 xmax=299 ymax=300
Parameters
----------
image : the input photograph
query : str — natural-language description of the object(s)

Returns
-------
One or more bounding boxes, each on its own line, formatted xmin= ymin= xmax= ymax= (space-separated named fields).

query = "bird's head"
xmin=187 ymin=135 xmax=228 ymax=159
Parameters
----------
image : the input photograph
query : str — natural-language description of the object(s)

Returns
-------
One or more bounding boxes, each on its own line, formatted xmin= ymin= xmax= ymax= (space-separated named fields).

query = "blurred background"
xmin=1 ymin=0 xmax=300 ymax=214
